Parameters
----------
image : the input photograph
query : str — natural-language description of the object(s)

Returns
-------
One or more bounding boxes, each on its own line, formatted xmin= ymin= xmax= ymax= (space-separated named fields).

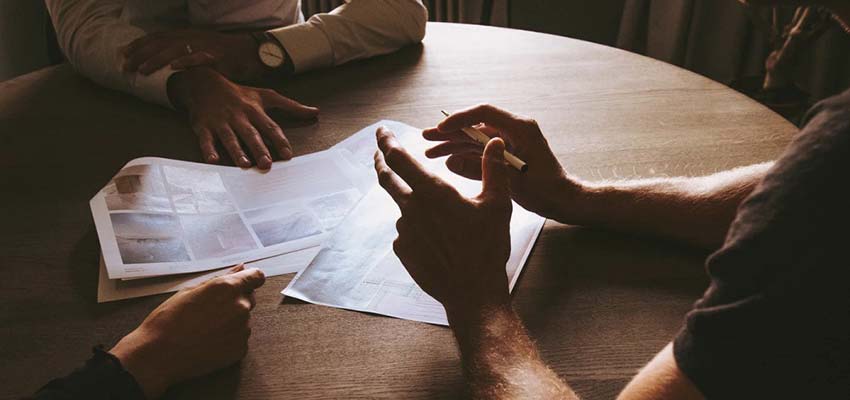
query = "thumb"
xmin=261 ymin=90 xmax=319 ymax=119
xmin=231 ymin=267 xmax=266 ymax=292
xmin=481 ymin=137 xmax=510 ymax=199
xmin=227 ymin=263 xmax=246 ymax=274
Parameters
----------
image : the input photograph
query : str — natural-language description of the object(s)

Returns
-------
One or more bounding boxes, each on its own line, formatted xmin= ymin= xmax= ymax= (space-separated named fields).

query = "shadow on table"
xmin=512 ymin=223 xmax=710 ymax=398
xmin=268 ymin=44 xmax=426 ymax=152
xmin=164 ymin=363 xmax=241 ymax=400
xmin=516 ymin=222 xmax=709 ymax=326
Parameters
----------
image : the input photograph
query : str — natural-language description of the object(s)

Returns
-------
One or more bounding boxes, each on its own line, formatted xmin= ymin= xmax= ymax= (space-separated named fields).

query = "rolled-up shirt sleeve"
xmin=268 ymin=0 xmax=427 ymax=73
xmin=45 ymin=0 xmax=176 ymax=108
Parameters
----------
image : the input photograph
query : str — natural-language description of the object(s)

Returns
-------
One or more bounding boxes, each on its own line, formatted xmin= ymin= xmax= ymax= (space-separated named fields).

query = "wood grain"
xmin=0 ymin=23 xmax=796 ymax=399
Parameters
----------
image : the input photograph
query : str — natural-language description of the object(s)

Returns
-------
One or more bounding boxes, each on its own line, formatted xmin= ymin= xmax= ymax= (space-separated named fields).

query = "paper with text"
xmin=91 ymin=150 xmax=370 ymax=279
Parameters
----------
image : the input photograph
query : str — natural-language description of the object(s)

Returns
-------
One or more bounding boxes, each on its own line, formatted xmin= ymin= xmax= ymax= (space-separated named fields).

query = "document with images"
xmin=283 ymin=121 xmax=546 ymax=325
xmin=91 ymin=150 xmax=370 ymax=279
xmin=97 ymin=247 xmax=321 ymax=303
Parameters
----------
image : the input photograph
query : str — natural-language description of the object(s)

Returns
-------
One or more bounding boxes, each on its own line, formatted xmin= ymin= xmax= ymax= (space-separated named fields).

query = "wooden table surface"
xmin=0 ymin=23 xmax=796 ymax=399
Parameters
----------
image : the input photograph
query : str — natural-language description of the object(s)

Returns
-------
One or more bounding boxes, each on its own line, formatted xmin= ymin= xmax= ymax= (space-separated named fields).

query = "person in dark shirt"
xmin=371 ymin=6 xmax=849 ymax=398
xmin=27 ymin=265 xmax=265 ymax=399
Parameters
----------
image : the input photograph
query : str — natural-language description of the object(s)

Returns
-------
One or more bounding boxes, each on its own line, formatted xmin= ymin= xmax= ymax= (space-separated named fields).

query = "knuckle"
xmin=239 ymin=100 xmax=257 ymax=111
xmin=242 ymin=125 xmax=260 ymax=139
xmin=224 ymin=137 xmax=241 ymax=147
xmin=522 ymin=117 xmax=540 ymax=128
xmin=377 ymin=168 xmax=393 ymax=185
xmin=475 ymin=103 xmax=499 ymax=115
xmin=383 ymin=147 xmax=405 ymax=165
xmin=264 ymin=122 xmax=279 ymax=132
xmin=248 ymin=102 xmax=265 ymax=113
xmin=423 ymin=179 xmax=450 ymax=196
xmin=222 ymin=108 xmax=241 ymax=120
xmin=208 ymin=278 xmax=235 ymax=294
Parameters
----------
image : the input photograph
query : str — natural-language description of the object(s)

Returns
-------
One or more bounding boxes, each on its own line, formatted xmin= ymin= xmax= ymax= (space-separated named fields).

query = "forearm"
xmin=447 ymin=304 xmax=578 ymax=400
xmin=561 ymin=162 xmax=772 ymax=250
xmin=46 ymin=0 xmax=174 ymax=107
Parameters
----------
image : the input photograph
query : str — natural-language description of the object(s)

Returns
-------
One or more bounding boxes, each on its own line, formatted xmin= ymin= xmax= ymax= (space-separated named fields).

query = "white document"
xmin=97 ymin=247 xmax=321 ymax=303
xmin=91 ymin=150 xmax=370 ymax=279
xmin=94 ymin=120 xmax=405 ymax=300
xmin=283 ymin=121 xmax=546 ymax=325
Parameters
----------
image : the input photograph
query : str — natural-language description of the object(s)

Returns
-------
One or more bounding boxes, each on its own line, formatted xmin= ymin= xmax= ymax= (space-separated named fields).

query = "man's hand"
xmin=373 ymin=126 xmax=512 ymax=316
xmin=424 ymin=104 xmax=585 ymax=222
xmin=110 ymin=265 xmax=266 ymax=399
xmin=375 ymin=127 xmax=578 ymax=399
xmin=167 ymin=67 xmax=319 ymax=169
xmin=123 ymin=29 xmax=266 ymax=82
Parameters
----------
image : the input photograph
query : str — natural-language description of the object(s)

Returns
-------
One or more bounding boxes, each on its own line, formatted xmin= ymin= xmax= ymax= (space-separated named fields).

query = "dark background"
xmin=2 ymin=0 xmax=849 ymax=119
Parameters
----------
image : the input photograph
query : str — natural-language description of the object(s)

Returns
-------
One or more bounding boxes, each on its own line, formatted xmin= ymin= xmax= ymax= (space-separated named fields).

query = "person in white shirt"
xmin=46 ymin=0 xmax=428 ymax=169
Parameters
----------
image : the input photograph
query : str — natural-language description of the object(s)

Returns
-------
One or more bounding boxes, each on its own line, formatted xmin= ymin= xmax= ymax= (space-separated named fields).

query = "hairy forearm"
xmin=448 ymin=304 xmax=578 ymax=400
xmin=560 ymin=162 xmax=772 ymax=250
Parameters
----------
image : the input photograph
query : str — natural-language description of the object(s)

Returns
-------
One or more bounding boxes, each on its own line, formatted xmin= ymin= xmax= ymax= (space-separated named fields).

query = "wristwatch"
xmin=251 ymin=31 xmax=288 ymax=69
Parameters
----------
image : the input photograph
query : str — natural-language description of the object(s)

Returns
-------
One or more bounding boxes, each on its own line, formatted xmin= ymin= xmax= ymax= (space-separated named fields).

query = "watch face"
xmin=259 ymin=42 xmax=285 ymax=68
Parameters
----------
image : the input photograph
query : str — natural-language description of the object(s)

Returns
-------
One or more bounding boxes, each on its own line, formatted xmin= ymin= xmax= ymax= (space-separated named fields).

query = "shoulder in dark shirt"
xmin=673 ymin=89 xmax=850 ymax=399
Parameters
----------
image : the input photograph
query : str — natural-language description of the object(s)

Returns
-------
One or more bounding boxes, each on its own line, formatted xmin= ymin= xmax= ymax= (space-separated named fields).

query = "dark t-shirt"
xmin=674 ymin=89 xmax=850 ymax=399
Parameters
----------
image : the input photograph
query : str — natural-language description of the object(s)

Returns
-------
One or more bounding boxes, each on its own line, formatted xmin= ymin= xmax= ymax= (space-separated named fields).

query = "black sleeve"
xmin=25 ymin=346 xmax=146 ymax=400
xmin=673 ymin=89 xmax=850 ymax=399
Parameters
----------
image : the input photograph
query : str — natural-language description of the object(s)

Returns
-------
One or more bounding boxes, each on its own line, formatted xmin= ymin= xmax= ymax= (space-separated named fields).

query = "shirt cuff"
xmin=268 ymin=22 xmax=334 ymax=73
xmin=127 ymin=66 xmax=177 ymax=109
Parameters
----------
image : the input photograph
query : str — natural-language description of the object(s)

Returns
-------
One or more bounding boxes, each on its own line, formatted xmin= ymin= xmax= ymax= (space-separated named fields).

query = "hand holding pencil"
xmin=424 ymin=104 xmax=584 ymax=223
xmin=440 ymin=110 xmax=528 ymax=172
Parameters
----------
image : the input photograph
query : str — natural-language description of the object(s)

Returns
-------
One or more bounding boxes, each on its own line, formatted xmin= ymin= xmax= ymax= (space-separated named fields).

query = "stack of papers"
xmin=282 ymin=122 xmax=545 ymax=325
xmin=91 ymin=121 xmax=545 ymax=325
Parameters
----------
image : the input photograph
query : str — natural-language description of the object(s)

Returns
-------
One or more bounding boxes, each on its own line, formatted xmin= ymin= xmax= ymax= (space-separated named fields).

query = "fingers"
xmin=138 ymin=43 xmax=191 ymax=75
xmin=423 ymin=125 xmax=497 ymax=143
xmin=374 ymin=149 xmax=412 ymax=206
xmin=425 ymin=141 xmax=483 ymax=159
xmin=195 ymin=126 xmax=220 ymax=164
xmin=480 ymin=138 xmax=510 ymax=199
xmin=376 ymin=127 xmax=435 ymax=191
xmin=438 ymin=104 xmax=535 ymax=137
xmin=248 ymin=109 xmax=292 ymax=160
xmin=230 ymin=268 xmax=266 ymax=292
xmin=422 ymin=127 xmax=470 ymax=143
xmin=445 ymin=154 xmax=483 ymax=181
xmin=123 ymin=32 xmax=169 ymax=57
xmin=171 ymin=51 xmax=216 ymax=70
xmin=260 ymin=90 xmax=319 ymax=120
xmin=122 ymin=38 xmax=156 ymax=71
xmin=232 ymin=120 xmax=273 ymax=170
xmin=215 ymin=126 xmax=252 ymax=168
xmin=125 ymin=41 xmax=186 ymax=75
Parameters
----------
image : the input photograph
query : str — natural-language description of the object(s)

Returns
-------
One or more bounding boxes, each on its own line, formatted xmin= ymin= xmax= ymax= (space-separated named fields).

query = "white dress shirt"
xmin=45 ymin=0 xmax=427 ymax=107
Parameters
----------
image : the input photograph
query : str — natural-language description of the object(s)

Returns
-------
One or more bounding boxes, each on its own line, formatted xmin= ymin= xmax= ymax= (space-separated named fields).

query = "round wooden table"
xmin=0 ymin=22 xmax=795 ymax=399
